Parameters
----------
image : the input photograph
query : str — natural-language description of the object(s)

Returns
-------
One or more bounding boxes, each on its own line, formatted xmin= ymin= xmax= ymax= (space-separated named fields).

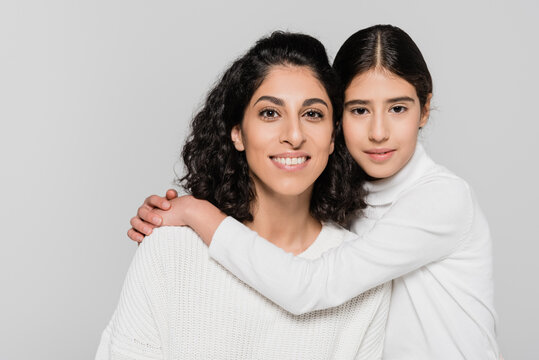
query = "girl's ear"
xmin=230 ymin=125 xmax=245 ymax=151
xmin=419 ymin=93 xmax=432 ymax=128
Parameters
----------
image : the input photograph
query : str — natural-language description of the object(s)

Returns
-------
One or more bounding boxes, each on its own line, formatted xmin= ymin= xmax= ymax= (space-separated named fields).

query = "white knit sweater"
xmin=96 ymin=224 xmax=391 ymax=360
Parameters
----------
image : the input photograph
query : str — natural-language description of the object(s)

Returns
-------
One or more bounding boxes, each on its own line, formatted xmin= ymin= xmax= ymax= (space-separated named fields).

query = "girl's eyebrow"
xmin=386 ymin=96 xmax=415 ymax=103
xmin=344 ymin=96 xmax=415 ymax=107
xmin=344 ymin=99 xmax=369 ymax=107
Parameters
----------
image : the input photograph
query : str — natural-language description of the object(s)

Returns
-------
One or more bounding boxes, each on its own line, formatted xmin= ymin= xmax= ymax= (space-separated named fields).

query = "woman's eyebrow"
xmin=254 ymin=96 xmax=284 ymax=106
xmin=303 ymin=98 xmax=328 ymax=108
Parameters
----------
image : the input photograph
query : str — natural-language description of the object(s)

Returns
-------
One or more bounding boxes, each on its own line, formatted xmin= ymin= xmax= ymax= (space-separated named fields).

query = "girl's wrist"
xmin=183 ymin=197 xmax=227 ymax=246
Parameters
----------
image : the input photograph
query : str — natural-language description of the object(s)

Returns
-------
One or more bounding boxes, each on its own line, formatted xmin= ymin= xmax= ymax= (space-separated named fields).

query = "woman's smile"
xmin=270 ymin=152 xmax=311 ymax=170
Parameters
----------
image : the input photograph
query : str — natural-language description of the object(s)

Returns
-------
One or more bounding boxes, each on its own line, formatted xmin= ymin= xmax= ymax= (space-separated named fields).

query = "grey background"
xmin=1 ymin=0 xmax=537 ymax=359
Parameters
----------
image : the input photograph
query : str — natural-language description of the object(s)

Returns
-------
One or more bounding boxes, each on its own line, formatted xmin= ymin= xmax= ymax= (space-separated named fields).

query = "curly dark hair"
xmin=179 ymin=31 xmax=366 ymax=226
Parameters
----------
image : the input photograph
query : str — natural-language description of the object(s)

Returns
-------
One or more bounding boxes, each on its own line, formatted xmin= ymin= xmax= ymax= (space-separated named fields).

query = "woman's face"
xmin=231 ymin=65 xmax=334 ymax=199
xmin=342 ymin=68 xmax=431 ymax=180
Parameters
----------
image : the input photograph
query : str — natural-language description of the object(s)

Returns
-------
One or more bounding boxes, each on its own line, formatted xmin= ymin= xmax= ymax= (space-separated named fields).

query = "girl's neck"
xmin=245 ymin=187 xmax=322 ymax=255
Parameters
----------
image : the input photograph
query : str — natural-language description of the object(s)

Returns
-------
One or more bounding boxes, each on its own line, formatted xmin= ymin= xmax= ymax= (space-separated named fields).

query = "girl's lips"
xmin=364 ymin=149 xmax=396 ymax=162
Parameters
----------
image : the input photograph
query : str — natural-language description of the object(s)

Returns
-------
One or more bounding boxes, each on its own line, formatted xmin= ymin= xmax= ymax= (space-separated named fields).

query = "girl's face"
xmin=342 ymin=68 xmax=431 ymax=180
xmin=231 ymin=65 xmax=334 ymax=199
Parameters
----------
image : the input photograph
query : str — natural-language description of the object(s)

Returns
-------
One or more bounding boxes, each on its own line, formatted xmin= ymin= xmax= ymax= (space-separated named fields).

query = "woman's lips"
xmin=364 ymin=148 xmax=396 ymax=162
xmin=269 ymin=153 xmax=310 ymax=171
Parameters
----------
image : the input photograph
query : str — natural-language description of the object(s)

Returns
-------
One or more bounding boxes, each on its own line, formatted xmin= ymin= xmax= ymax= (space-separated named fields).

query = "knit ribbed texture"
xmin=96 ymin=224 xmax=391 ymax=359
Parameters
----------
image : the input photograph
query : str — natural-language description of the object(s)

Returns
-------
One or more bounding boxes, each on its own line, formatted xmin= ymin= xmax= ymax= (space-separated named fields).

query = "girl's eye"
xmin=304 ymin=109 xmax=324 ymax=120
xmin=260 ymin=109 xmax=280 ymax=119
xmin=390 ymin=105 xmax=407 ymax=114
xmin=351 ymin=107 xmax=369 ymax=115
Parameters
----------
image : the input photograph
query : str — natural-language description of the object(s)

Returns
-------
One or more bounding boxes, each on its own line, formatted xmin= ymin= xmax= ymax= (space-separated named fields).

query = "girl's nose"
xmin=368 ymin=115 xmax=389 ymax=143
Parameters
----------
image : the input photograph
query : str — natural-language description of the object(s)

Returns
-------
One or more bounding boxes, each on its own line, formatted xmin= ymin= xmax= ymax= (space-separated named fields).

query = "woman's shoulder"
xmin=135 ymin=226 xmax=207 ymax=268
xmin=300 ymin=223 xmax=355 ymax=259
xmin=322 ymin=222 xmax=357 ymax=242
xmin=144 ymin=225 xmax=200 ymax=241
xmin=139 ymin=225 xmax=202 ymax=249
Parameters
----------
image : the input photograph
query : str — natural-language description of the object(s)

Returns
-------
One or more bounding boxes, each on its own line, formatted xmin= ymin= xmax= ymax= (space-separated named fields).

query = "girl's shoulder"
xmin=403 ymin=160 xmax=474 ymax=206
xmin=391 ymin=165 xmax=476 ymax=237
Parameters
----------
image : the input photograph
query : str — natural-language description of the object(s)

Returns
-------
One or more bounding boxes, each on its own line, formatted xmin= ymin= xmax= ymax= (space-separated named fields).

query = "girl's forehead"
xmin=345 ymin=68 xmax=418 ymax=100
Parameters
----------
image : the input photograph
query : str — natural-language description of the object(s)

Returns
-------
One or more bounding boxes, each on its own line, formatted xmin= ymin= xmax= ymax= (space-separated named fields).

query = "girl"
xmin=130 ymin=25 xmax=500 ymax=359
xmin=98 ymin=32 xmax=390 ymax=359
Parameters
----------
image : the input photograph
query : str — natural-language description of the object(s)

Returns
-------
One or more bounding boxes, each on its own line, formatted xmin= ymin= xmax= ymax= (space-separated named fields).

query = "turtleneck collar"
xmin=363 ymin=143 xmax=435 ymax=206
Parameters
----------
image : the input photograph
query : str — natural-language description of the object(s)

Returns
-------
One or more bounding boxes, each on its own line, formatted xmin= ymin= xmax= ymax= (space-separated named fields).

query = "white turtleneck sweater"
xmin=96 ymin=223 xmax=391 ymax=359
xmin=208 ymin=143 xmax=500 ymax=359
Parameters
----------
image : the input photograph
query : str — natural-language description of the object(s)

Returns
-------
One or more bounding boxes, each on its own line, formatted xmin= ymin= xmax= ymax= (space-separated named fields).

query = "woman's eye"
xmin=260 ymin=109 xmax=279 ymax=119
xmin=390 ymin=106 xmax=407 ymax=114
xmin=304 ymin=110 xmax=324 ymax=119
xmin=351 ymin=107 xmax=368 ymax=115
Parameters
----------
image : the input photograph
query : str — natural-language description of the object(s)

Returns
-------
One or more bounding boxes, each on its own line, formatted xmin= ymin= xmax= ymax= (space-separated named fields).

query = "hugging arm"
xmin=207 ymin=179 xmax=472 ymax=314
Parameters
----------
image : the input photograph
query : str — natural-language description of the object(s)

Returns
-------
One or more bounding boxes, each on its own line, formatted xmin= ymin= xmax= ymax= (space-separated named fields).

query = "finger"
xmin=130 ymin=216 xmax=155 ymax=236
xmin=137 ymin=206 xmax=163 ymax=226
xmin=146 ymin=194 xmax=171 ymax=211
xmin=127 ymin=228 xmax=144 ymax=243
xmin=165 ymin=189 xmax=178 ymax=200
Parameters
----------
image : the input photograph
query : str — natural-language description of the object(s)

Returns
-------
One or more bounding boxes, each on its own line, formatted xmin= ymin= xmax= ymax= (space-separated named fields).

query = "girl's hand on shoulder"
xmin=128 ymin=189 xmax=178 ymax=243
xmin=153 ymin=195 xmax=196 ymax=227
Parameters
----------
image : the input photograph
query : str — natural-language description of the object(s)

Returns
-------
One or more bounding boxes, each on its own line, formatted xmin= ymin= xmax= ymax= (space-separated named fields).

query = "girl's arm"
xmin=201 ymin=178 xmax=473 ymax=315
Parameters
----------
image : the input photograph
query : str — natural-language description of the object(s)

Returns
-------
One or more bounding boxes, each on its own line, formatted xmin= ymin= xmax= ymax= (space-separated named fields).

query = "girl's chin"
xmin=362 ymin=167 xmax=398 ymax=181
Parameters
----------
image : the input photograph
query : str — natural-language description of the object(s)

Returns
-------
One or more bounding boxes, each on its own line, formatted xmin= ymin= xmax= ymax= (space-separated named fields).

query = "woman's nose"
xmin=280 ymin=116 xmax=306 ymax=148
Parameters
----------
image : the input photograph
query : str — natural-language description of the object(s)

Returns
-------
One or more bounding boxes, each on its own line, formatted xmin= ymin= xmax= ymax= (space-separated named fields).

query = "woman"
xmin=131 ymin=25 xmax=500 ymax=359
xmin=97 ymin=32 xmax=390 ymax=359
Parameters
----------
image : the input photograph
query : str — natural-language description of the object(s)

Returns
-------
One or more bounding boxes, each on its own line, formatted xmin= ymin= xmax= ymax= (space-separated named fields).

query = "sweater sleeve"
xmin=95 ymin=230 xmax=171 ymax=360
xmin=208 ymin=177 xmax=473 ymax=315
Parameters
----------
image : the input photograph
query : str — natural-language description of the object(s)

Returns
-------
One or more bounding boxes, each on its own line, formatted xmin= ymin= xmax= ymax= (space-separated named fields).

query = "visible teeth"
xmin=272 ymin=157 xmax=307 ymax=165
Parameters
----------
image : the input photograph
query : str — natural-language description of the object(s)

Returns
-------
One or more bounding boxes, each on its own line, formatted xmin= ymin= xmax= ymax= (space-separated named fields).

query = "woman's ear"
xmin=230 ymin=125 xmax=245 ymax=151
xmin=328 ymin=122 xmax=338 ymax=155
xmin=419 ymin=93 xmax=432 ymax=129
